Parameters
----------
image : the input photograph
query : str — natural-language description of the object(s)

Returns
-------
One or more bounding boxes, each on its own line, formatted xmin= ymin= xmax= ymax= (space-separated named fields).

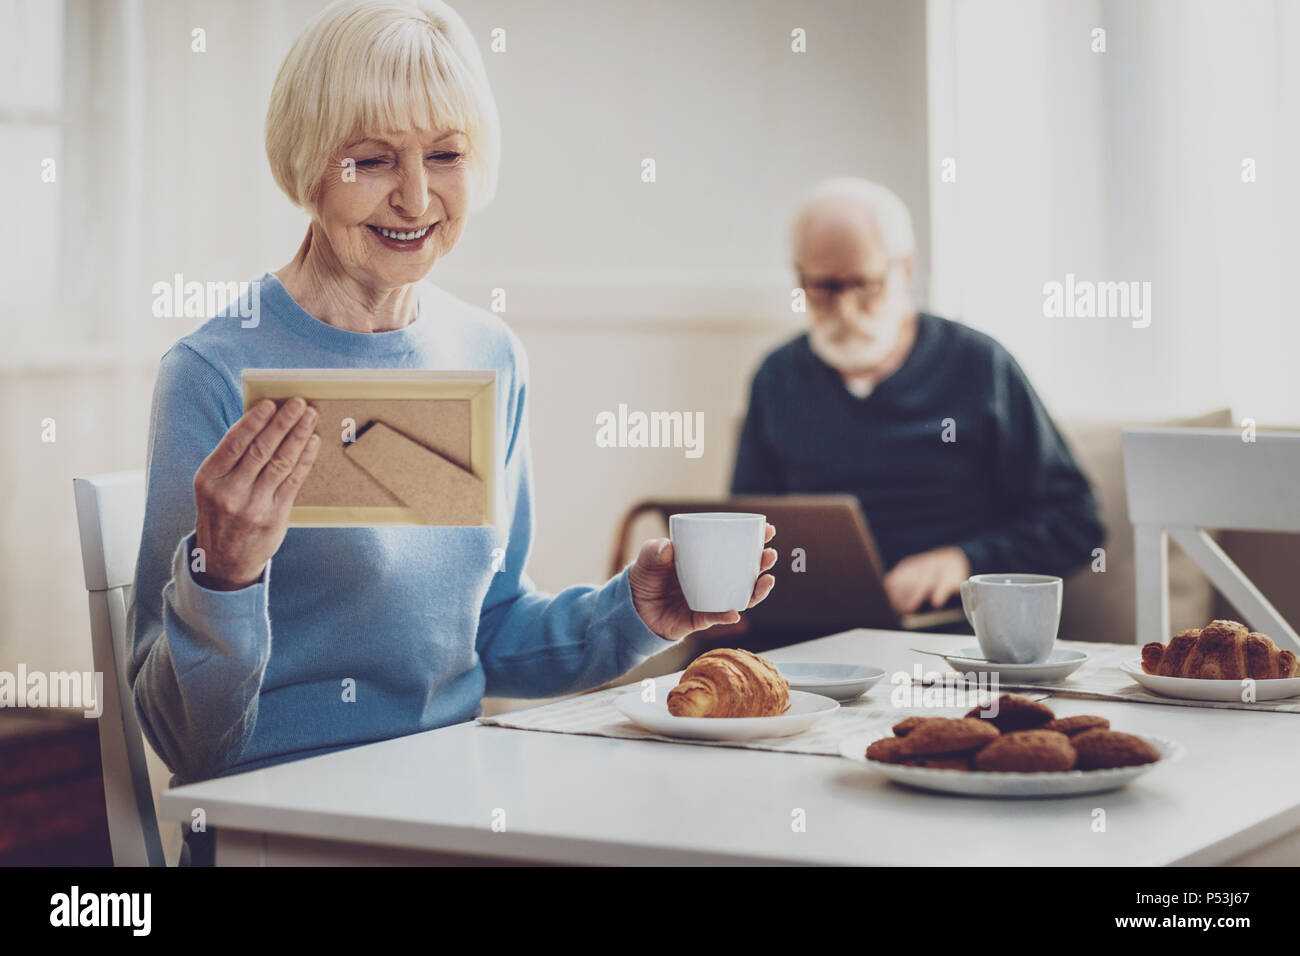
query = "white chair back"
xmin=72 ymin=470 xmax=178 ymax=866
xmin=1124 ymin=427 xmax=1300 ymax=651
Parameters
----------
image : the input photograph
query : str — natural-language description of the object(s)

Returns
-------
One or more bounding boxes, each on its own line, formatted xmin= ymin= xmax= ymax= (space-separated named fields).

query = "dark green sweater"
xmin=731 ymin=313 xmax=1104 ymax=577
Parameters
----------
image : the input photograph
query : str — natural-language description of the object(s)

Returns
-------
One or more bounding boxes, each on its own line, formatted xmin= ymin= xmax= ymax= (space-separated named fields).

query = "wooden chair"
xmin=1124 ymin=427 xmax=1300 ymax=651
xmin=72 ymin=470 xmax=180 ymax=866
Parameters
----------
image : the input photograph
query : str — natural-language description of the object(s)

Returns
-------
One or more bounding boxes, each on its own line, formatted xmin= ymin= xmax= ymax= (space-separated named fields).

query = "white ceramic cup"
xmin=669 ymin=512 xmax=766 ymax=613
xmin=959 ymin=573 xmax=1063 ymax=664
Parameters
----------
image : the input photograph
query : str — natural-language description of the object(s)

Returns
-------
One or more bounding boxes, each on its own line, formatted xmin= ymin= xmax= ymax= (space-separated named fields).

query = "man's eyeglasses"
xmin=798 ymin=259 xmax=901 ymax=309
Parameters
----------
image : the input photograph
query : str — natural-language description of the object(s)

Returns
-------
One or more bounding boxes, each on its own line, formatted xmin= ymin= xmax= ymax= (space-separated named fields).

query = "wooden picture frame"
xmin=241 ymin=369 xmax=496 ymax=527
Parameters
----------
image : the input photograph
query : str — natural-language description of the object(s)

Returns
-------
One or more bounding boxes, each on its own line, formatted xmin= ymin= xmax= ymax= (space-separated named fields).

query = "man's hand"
xmin=628 ymin=523 xmax=777 ymax=641
xmin=882 ymin=545 xmax=970 ymax=616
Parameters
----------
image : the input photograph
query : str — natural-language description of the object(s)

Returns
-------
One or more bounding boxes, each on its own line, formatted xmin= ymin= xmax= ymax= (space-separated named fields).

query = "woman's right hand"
xmin=192 ymin=397 xmax=321 ymax=590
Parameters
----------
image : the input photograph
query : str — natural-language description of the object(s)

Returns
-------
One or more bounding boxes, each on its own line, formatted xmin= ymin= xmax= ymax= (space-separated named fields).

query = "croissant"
xmin=667 ymin=648 xmax=791 ymax=718
xmin=1141 ymin=620 xmax=1300 ymax=679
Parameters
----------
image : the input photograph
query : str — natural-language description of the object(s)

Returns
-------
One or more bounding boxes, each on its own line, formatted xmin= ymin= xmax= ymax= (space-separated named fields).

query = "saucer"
xmin=774 ymin=663 xmax=886 ymax=702
xmin=933 ymin=647 xmax=1089 ymax=684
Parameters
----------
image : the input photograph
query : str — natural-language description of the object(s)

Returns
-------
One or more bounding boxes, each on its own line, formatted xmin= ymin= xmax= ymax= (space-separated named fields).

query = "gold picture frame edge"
xmin=288 ymin=506 xmax=492 ymax=527
xmin=242 ymin=368 xmax=495 ymax=402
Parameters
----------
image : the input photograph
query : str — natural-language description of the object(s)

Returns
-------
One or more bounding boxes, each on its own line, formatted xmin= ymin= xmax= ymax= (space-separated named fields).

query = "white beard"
xmin=808 ymin=314 xmax=903 ymax=372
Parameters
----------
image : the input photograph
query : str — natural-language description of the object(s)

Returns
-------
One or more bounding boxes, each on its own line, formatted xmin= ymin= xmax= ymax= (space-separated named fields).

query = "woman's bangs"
xmin=351 ymin=28 xmax=476 ymax=142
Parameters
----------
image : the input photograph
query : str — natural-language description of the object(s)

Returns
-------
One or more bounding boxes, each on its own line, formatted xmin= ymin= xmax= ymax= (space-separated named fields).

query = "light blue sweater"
xmin=128 ymin=273 xmax=671 ymax=783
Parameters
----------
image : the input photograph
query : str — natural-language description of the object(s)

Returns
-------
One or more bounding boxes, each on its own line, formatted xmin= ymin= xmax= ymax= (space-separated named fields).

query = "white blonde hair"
xmin=791 ymin=177 xmax=915 ymax=259
xmin=265 ymin=0 xmax=500 ymax=216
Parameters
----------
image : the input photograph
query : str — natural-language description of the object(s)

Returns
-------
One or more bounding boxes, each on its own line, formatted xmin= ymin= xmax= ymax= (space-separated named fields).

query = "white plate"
xmin=933 ymin=647 xmax=1089 ymax=684
xmin=839 ymin=730 xmax=1182 ymax=797
xmin=1119 ymin=659 xmax=1300 ymax=702
xmin=775 ymin=663 xmax=886 ymax=701
xmin=612 ymin=688 xmax=839 ymax=740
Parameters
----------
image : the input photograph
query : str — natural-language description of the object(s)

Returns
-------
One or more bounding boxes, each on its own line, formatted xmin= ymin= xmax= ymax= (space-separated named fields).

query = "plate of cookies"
xmin=1124 ymin=619 xmax=1300 ymax=701
xmin=614 ymin=648 xmax=839 ymax=740
xmin=839 ymin=694 xmax=1183 ymax=797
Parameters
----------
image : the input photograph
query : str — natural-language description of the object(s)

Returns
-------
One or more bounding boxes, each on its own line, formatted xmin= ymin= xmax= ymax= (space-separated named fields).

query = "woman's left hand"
xmin=628 ymin=523 xmax=777 ymax=641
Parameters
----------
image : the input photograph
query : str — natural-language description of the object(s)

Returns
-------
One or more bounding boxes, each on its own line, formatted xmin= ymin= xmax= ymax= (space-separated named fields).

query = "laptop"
xmin=658 ymin=495 xmax=966 ymax=635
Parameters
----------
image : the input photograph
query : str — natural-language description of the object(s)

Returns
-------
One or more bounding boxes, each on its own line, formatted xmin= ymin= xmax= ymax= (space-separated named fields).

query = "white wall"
xmin=927 ymin=0 xmax=1300 ymax=424
xmin=446 ymin=0 xmax=932 ymax=308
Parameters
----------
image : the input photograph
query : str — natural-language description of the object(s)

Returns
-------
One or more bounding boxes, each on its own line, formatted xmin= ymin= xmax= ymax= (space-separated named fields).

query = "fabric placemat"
xmin=478 ymin=640 xmax=1300 ymax=757
xmin=925 ymin=640 xmax=1300 ymax=714
xmin=476 ymin=681 xmax=1040 ymax=758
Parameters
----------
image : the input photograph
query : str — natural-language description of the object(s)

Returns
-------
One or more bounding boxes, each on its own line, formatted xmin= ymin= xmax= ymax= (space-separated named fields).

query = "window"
xmin=0 ymin=0 xmax=65 ymax=357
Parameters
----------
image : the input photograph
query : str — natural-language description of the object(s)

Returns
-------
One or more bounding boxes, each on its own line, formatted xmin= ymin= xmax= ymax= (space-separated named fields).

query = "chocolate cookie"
xmin=1043 ymin=715 xmax=1110 ymax=737
xmin=866 ymin=736 xmax=910 ymax=763
xmin=972 ymin=729 xmax=1076 ymax=772
xmin=898 ymin=717 xmax=1000 ymax=757
xmin=1072 ymin=731 xmax=1160 ymax=770
xmin=965 ymin=694 xmax=1056 ymax=733
xmin=891 ymin=716 xmax=938 ymax=737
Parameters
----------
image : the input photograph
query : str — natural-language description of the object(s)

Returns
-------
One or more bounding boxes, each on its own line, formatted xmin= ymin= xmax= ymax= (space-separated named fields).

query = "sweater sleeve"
xmin=474 ymin=345 xmax=673 ymax=699
xmin=955 ymin=350 xmax=1105 ymax=577
xmin=126 ymin=344 xmax=274 ymax=783
xmin=730 ymin=363 xmax=786 ymax=494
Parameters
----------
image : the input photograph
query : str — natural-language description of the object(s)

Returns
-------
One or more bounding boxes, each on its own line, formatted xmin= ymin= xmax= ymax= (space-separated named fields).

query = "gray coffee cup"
xmin=959 ymin=573 xmax=1063 ymax=664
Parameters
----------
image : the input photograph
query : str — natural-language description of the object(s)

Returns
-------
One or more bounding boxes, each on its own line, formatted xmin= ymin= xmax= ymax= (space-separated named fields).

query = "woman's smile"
xmin=366 ymin=221 xmax=438 ymax=251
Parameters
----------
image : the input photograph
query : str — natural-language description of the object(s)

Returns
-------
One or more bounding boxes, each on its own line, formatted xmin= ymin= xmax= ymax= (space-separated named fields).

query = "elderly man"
xmin=732 ymin=177 xmax=1103 ymax=617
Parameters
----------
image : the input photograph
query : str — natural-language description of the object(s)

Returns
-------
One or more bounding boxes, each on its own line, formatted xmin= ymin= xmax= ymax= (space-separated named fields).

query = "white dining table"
xmin=157 ymin=627 xmax=1300 ymax=866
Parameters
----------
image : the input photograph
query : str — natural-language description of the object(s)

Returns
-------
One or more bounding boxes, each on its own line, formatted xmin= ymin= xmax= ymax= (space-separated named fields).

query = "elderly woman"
xmin=129 ymin=0 xmax=775 ymax=799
